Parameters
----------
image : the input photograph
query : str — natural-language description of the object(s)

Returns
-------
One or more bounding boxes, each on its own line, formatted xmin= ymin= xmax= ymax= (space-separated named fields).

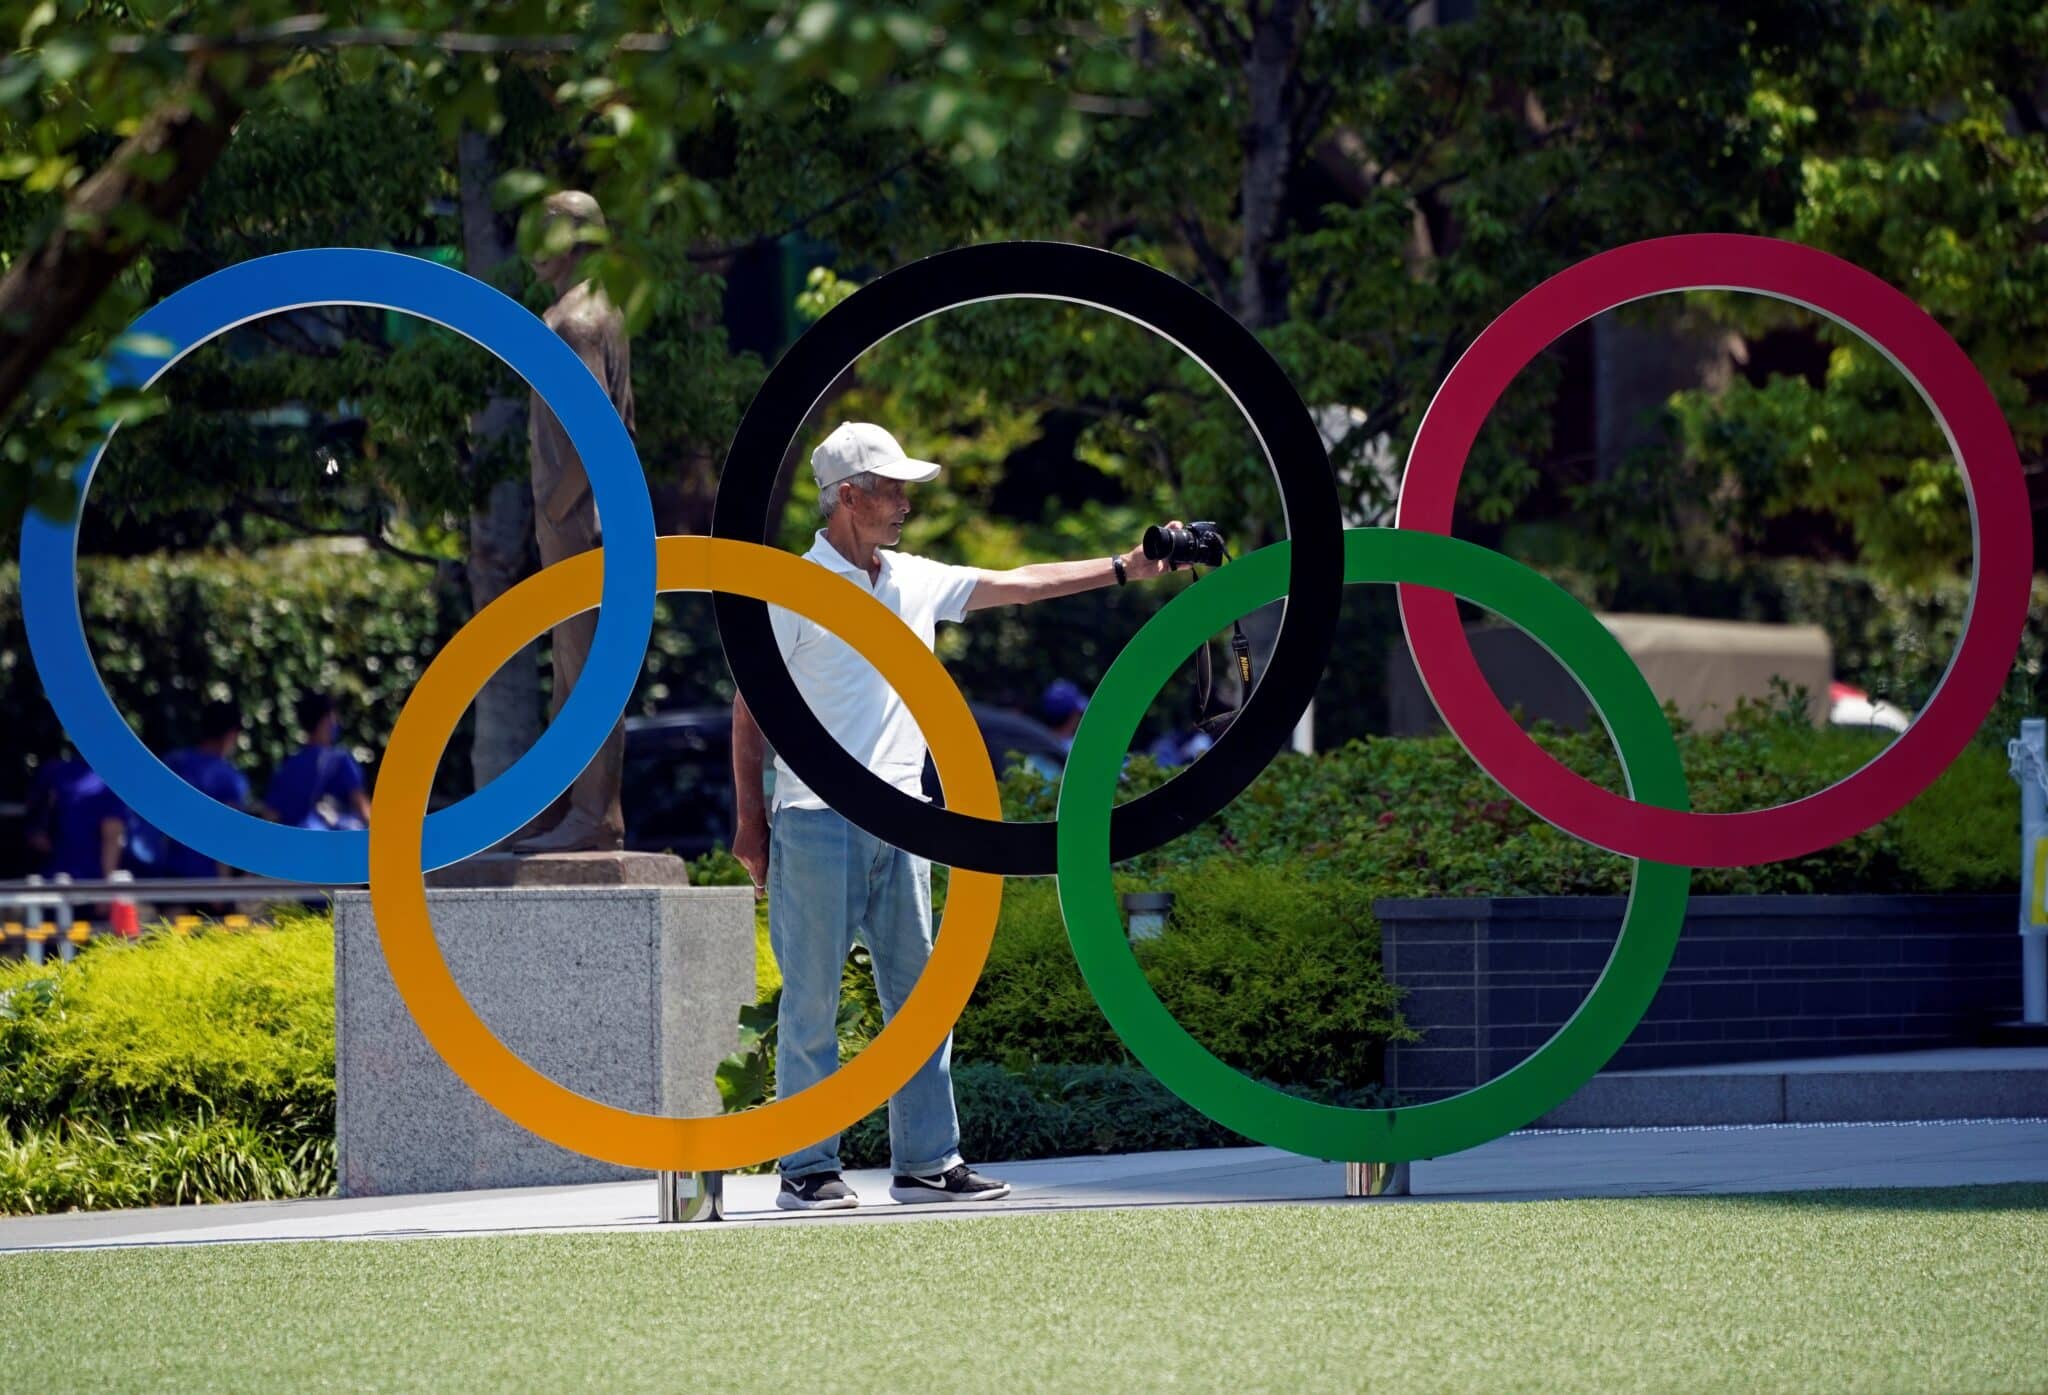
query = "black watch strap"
xmin=1111 ymin=554 xmax=1127 ymax=585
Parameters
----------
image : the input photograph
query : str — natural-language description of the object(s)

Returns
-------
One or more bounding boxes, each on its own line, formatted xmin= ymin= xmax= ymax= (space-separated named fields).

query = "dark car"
xmin=621 ymin=703 xmax=1069 ymax=861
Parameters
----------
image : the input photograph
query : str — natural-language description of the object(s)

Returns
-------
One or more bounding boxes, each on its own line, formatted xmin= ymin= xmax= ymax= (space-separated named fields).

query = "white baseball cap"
xmin=811 ymin=422 xmax=942 ymax=490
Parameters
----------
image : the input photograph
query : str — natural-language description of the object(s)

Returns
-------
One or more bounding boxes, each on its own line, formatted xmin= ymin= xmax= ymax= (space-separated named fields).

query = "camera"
xmin=1142 ymin=520 xmax=1227 ymax=569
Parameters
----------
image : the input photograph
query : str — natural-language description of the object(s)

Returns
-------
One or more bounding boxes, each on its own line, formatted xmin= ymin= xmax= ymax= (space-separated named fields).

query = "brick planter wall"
xmin=1375 ymin=895 xmax=2019 ymax=1102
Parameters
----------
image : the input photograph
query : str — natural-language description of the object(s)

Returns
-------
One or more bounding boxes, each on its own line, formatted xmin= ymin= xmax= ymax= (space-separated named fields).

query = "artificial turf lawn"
xmin=5 ymin=1186 xmax=2044 ymax=1394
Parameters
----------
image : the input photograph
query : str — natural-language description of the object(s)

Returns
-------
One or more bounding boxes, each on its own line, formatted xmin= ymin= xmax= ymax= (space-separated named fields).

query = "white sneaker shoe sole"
xmin=775 ymin=1188 xmax=859 ymax=1211
xmin=888 ymin=1180 xmax=1013 ymax=1204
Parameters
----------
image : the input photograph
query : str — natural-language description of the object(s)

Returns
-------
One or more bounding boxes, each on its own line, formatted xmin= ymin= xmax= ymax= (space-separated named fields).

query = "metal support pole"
xmin=657 ymin=1170 xmax=724 ymax=1222
xmin=1344 ymin=1160 xmax=1410 ymax=1197
xmin=2011 ymin=719 xmax=2048 ymax=1026
xmin=50 ymin=873 xmax=72 ymax=943
xmin=24 ymin=875 xmax=48 ymax=967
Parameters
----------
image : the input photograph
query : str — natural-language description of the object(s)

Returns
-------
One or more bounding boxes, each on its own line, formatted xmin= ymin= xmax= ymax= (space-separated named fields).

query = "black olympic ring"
xmin=711 ymin=241 xmax=1344 ymax=876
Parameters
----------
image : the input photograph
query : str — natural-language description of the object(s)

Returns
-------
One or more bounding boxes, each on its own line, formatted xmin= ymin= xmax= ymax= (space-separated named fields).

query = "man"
xmin=513 ymin=190 xmax=635 ymax=853
xmin=731 ymin=421 xmax=1181 ymax=1210
xmin=159 ymin=700 xmax=251 ymax=879
xmin=265 ymin=692 xmax=373 ymax=831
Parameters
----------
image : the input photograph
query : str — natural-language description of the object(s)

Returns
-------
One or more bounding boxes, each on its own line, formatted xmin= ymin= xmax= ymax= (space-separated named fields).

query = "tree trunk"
xmin=457 ymin=127 xmax=543 ymax=788
xmin=0 ymin=55 xmax=264 ymax=427
xmin=1219 ymin=1 xmax=1311 ymax=717
xmin=1237 ymin=0 xmax=1305 ymax=333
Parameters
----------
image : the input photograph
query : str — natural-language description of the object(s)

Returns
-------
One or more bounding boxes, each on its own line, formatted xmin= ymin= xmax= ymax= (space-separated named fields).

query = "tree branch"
xmin=235 ymin=494 xmax=445 ymax=568
xmin=101 ymin=20 xmax=674 ymax=55
xmin=687 ymin=151 xmax=930 ymax=264
xmin=0 ymin=53 xmax=269 ymax=431
xmin=1180 ymin=0 xmax=1250 ymax=63
xmin=1175 ymin=213 xmax=1236 ymax=304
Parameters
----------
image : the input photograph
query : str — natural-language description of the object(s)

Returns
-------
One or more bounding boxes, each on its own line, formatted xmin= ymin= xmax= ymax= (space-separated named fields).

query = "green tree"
xmin=1 ymin=2 xmax=1114 ymax=782
xmin=1661 ymin=0 xmax=2048 ymax=585
xmin=800 ymin=2 xmax=1845 ymax=552
xmin=0 ymin=1 xmax=1108 ymax=526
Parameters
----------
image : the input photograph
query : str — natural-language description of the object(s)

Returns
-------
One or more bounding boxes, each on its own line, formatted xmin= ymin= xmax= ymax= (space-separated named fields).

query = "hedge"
xmin=836 ymin=1062 xmax=1397 ymax=1170
xmin=0 ymin=544 xmax=463 ymax=840
xmin=1000 ymin=700 xmax=2021 ymax=899
xmin=947 ymin=869 xmax=1413 ymax=1082
xmin=7 ymin=545 xmax=2035 ymax=837
xmin=0 ymin=912 xmax=334 ymax=1214
xmin=0 ymin=679 xmax=2025 ymax=1211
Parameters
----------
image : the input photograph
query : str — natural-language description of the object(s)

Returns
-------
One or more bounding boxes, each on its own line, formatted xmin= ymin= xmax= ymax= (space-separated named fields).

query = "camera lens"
xmin=1142 ymin=524 xmax=1185 ymax=562
xmin=1143 ymin=522 xmax=1226 ymax=568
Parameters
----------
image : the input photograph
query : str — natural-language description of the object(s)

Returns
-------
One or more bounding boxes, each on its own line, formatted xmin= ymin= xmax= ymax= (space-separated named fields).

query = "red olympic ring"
xmin=1394 ymin=233 xmax=2033 ymax=867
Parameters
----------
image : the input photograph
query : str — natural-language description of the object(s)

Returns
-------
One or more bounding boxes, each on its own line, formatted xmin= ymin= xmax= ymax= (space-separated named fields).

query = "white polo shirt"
xmin=767 ymin=530 xmax=981 ymax=813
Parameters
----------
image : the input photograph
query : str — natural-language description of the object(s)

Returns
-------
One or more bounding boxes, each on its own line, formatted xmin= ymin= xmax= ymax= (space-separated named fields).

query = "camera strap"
xmin=1188 ymin=556 xmax=1255 ymax=737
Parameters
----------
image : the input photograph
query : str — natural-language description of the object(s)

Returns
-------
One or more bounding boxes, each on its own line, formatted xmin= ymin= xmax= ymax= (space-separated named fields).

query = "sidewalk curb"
xmin=1538 ymin=1050 xmax=2048 ymax=1128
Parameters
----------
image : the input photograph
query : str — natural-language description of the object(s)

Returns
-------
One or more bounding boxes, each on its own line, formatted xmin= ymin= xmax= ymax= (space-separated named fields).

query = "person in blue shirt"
xmin=149 ymin=700 xmax=252 ymax=879
xmin=24 ymin=752 xmax=128 ymax=882
xmin=264 ymin=692 xmax=372 ymax=831
xmin=1025 ymin=678 xmax=1090 ymax=781
xmin=1039 ymin=679 xmax=1088 ymax=751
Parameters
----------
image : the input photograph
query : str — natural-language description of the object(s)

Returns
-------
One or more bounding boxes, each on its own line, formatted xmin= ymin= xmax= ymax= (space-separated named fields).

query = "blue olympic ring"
xmin=18 ymin=249 xmax=657 ymax=883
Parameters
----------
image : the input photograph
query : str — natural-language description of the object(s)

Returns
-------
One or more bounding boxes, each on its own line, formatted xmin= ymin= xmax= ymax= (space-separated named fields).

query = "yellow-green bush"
xmin=0 ymin=914 xmax=334 ymax=1214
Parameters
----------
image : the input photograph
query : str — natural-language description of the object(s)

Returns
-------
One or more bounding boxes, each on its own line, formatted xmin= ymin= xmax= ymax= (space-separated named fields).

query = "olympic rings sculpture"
xmin=16 ymin=235 xmax=2031 ymax=1169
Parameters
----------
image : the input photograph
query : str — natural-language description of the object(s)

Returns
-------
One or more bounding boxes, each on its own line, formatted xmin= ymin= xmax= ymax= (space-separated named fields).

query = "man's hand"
xmin=1121 ymin=519 xmax=1185 ymax=581
xmin=730 ymin=695 xmax=770 ymax=898
xmin=733 ymin=817 xmax=769 ymax=898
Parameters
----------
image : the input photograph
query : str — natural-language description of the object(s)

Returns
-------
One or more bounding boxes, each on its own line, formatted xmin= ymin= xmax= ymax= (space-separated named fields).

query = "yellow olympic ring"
xmin=367 ymin=536 xmax=1003 ymax=1172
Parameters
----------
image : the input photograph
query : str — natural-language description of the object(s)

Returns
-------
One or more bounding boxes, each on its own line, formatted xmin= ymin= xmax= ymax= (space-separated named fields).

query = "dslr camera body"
xmin=1142 ymin=520 xmax=1227 ymax=570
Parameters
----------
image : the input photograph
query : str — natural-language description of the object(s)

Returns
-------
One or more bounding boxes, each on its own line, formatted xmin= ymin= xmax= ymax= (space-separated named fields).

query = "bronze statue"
xmin=513 ymin=191 xmax=634 ymax=853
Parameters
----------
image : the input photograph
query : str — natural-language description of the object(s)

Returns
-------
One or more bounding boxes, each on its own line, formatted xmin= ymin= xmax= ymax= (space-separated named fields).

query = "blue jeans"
xmin=768 ymin=805 xmax=963 ymax=1179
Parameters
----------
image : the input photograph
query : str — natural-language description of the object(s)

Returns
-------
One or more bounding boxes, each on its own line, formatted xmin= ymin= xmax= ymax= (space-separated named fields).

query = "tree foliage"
xmin=0 ymin=0 xmax=1113 ymax=532
xmin=3 ymin=1 xmax=2039 ymax=721
xmin=1662 ymin=0 xmax=2048 ymax=583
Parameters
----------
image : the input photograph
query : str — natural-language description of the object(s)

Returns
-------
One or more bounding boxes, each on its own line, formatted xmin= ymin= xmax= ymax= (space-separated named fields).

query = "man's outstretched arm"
xmin=965 ymin=521 xmax=1183 ymax=611
xmin=731 ymin=693 xmax=770 ymax=896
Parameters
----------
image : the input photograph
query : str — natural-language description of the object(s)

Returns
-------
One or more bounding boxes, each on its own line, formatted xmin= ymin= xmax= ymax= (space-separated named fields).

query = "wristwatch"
xmin=1111 ymin=554 xmax=1127 ymax=585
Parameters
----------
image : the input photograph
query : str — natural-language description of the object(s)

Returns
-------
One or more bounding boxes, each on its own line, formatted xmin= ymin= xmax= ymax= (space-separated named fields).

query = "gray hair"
xmin=818 ymin=470 xmax=886 ymax=519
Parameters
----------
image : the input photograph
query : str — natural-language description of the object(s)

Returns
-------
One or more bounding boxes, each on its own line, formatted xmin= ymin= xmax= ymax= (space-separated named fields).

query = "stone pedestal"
xmin=334 ymin=869 xmax=754 ymax=1197
xmin=425 ymin=850 xmax=693 ymax=890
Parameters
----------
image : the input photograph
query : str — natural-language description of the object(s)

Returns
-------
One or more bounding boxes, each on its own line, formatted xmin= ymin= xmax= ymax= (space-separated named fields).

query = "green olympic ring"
xmin=1054 ymin=528 xmax=1693 ymax=1163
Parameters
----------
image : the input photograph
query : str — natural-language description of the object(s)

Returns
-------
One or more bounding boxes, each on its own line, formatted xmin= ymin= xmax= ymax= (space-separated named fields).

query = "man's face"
xmin=843 ymin=476 xmax=910 ymax=545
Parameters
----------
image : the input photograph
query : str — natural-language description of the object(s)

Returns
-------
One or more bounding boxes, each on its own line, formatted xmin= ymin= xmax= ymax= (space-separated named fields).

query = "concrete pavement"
xmin=4 ymin=1116 xmax=2044 ymax=1254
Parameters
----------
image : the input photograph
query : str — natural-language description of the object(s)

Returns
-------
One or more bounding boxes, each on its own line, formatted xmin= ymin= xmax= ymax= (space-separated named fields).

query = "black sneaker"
xmin=889 ymin=1164 xmax=1012 ymax=1204
xmin=776 ymin=1172 xmax=859 ymax=1211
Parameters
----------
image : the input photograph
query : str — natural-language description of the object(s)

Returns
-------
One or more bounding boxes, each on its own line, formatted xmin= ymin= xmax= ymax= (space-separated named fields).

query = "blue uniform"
xmin=151 ymin=749 xmax=251 ymax=877
xmin=33 ymin=761 xmax=129 ymax=881
xmin=266 ymin=744 xmax=367 ymax=830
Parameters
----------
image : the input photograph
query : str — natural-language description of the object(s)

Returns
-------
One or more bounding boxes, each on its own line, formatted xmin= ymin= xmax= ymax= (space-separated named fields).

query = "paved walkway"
xmin=5 ymin=1117 xmax=2044 ymax=1254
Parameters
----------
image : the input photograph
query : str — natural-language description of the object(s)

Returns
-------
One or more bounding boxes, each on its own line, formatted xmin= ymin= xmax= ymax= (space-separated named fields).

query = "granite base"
xmin=334 ymin=883 xmax=754 ymax=1197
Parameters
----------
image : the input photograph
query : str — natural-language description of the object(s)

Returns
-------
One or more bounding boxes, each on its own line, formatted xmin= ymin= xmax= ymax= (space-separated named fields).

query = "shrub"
xmin=0 ymin=912 xmax=333 ymax=1129
xmin=0 ymin=913 xmax=334 ymax=1214
xmin=836 ymin=1062 xmax=1400 ymax=1170
xmin=0 ymin=711 xmax=2020 ymax=1213
xmin=1003 ymin=702 xmax=2019 ymax=900
xmin=954 ymin=867 xmax=1414 ymax=1083
xmin=0 ymin=1113 xmax=335 ymax=1215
